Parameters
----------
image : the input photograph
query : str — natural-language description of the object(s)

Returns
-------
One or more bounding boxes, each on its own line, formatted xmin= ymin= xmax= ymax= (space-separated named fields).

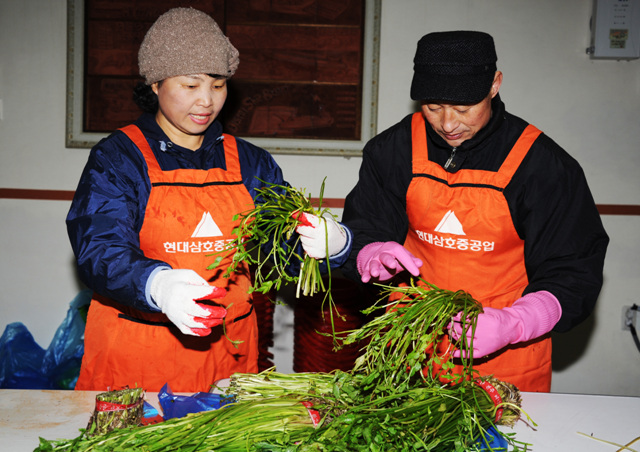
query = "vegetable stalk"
xmin=340 ymin=277 xmax=483 ymax=393
xmin=207 ymin=178 xmax=344 ymax=341
xmin=226 ymin=368 xmax=528 ymax=451
xmin=35 ymin=397 xmax=317 ymax=452
xmin=35 ymin=279 xmax=533 ymax=451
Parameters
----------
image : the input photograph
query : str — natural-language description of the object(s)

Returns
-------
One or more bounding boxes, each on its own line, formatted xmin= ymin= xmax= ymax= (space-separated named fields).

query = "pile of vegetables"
xmin=228 ymin=368 xmax=525 ymax=451
xmin=35 ymin=280 xmax=532 ymax=451
xmin=36 ymin=397 xmax=317 ymax=452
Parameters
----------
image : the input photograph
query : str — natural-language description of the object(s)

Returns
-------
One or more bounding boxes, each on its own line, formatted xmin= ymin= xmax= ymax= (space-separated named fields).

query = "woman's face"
xmin=152 ymin=74 xmax=227 ymax=150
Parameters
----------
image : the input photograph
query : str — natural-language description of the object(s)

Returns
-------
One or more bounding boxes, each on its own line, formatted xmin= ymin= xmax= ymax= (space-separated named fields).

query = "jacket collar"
xmin=133 ymin=112 xmax=224 ymax=153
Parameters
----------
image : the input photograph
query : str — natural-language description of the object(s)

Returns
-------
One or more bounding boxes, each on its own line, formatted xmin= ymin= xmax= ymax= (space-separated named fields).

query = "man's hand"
xmin=356 ymin=241 xmax=423 ymax=283
xmin=450 ymin=291 xmax=562 ymax=358
xmin=149 ymin=269 xmax=227 ymax=336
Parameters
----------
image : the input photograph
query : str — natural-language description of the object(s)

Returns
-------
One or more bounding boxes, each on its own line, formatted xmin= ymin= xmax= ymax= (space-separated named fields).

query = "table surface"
xmin=1 ymin=389 xmax=638 ymax=451
xmin=500 ymin=392 xmax=640 ymax=451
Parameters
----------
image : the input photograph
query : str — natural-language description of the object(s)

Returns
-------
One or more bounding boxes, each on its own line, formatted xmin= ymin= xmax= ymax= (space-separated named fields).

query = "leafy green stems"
xmin=340 ymin=277 xmax=483 ymax=393
xmin=207 ymin=179 xmax=343 ymax=343
xmin=36 ymin=397 xmax=317 ymax=452
xmin=226 ymin=368 xmax=530 ymax=451
xmin=36 ymin=368 xmax=529 ymax=452
xmin=35 ymin=279 xmax=532 ymax=451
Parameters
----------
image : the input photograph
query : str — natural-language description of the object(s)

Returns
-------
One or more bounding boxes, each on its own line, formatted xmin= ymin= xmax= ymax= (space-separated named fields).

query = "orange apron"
xmin=76 ymin=125 xmax=258 ymax=393
xmin=404 ymin=112 xmax=551 ymax=392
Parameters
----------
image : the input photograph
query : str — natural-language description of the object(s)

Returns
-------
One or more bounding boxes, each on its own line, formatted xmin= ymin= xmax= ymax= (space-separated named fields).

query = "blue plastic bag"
xmin=0 ymin=290 xmax=91 ymax=389
xmin=0 ymin=322 xmax=49 ymax=389
xmin=41 ymin=289 xmax=91 ymax=389
xmin=477 ymin=425 xmax=509 ymax=451
xmin=158 ymin=383 xmax=235 ymax=420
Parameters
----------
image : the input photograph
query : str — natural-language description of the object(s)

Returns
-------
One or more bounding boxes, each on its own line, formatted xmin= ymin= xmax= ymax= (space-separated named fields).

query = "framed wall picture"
xmin=66 ymin=0 xmax=380 ymax=156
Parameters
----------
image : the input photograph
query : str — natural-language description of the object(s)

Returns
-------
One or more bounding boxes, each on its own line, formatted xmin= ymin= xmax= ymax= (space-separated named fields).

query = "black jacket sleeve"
xmin=341 ymin=115 xmax=414 ymax=280
xmin=506 ymin=132 xmax=609 ymax=332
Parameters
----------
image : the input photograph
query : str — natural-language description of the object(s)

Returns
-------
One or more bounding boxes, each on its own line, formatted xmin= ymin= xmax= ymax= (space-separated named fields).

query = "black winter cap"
xmin=410 ymin=31 xmax=497 ymax=104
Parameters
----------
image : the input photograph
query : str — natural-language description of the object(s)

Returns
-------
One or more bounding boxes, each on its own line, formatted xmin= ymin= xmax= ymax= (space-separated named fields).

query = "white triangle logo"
xmin=434 ymin=210 xmax=466 ymax=235
xmin=191 ymin=212 xmax=223 ymax=238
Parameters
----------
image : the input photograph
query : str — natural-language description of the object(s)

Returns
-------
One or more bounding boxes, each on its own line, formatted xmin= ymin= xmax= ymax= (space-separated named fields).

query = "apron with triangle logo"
xmin=403 ymin=112 xmax=551 ymax=392
xmin=76 ymin=125 xmax=258 ymax=393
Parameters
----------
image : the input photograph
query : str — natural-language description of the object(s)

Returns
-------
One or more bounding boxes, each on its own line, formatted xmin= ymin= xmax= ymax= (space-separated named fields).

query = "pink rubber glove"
xmin=293 ymin=212 xmax=347 ymax=259
xmin=150 ymin=269 xmax=227 ymax=337
xmin=356 ymin=241 xmax=423 ymax=283
xmin=450 ymin=291 xmax=562 ymax=358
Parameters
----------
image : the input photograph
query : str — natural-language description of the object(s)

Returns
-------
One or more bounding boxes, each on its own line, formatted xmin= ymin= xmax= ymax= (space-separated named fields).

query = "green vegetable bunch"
xmin=294 ymin=378 xmax=525 ymax=452
xmin=34 ymin=276 xmax=533 ymax=452
xmin=85 ymin=388 xmax=145 ymax=438
xmin=36 ymin=368 xmax=527 ymax=451
xmin=227 ymin=369 xmax=336 ymax=402
xmin=340 ymin=278 xmax=483 ymax=393
xmin=226 ymin=368 xmax=529 ymax=452
xmin=208 ymin=179 xmax=335 ymax=297
xmin=36 ymin=397 xmax=317 ymax=452
xmin=34 ymin=274 xmax=534 ymax=451
xmin=207 ymin=179 xmax=344 ymax=341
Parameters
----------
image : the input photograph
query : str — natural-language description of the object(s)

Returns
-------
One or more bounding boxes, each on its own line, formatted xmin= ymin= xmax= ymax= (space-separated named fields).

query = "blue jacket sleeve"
xmin=66 ymin=132 xmax=168 ymax=312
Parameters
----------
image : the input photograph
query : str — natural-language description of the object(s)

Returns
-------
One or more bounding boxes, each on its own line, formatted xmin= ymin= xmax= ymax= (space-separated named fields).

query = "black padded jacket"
xmin=342 ymin=95 xmax=609 ymax=332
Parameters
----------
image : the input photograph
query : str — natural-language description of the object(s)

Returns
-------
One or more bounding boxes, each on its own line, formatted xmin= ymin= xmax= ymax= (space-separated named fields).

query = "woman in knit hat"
xmin=66 ymin=7 xmax=352 ymax=393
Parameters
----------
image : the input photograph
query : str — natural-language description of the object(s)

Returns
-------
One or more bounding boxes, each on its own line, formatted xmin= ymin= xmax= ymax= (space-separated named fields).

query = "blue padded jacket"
xmin=67 ymin=113 xmax=351 ymax=312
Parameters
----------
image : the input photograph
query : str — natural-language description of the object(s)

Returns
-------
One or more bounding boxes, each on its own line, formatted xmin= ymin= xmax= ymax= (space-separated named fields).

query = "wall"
xmin=1 ymin=0 xmax=638 ymax=396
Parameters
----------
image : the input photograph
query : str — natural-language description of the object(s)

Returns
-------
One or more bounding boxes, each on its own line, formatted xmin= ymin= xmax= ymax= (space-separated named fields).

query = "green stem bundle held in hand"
xmin=208 ymin=179 xmax=337 ymax=297
xmin=207 ymin=180 xmax=323 ymax=296
xmin=207 ymin=179 xmax=344 ymax=339
xmin=340 ymin=277 xmax=484 ymax=393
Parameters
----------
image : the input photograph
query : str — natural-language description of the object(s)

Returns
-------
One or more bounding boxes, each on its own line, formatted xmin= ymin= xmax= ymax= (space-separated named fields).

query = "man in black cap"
xmin=341 ymin=31 xmax=608 ymax=392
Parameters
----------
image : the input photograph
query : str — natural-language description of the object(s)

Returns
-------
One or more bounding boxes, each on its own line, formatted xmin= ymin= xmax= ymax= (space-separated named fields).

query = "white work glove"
xmin=293 ymin=212 xmax=348 ymax=259
xmin=149 ymin=269 xmax=227 ymax=337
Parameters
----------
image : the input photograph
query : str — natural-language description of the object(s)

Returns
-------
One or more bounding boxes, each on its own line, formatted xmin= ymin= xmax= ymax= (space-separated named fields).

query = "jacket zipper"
xmin=444 ymin=147 xmax=457 ymax=170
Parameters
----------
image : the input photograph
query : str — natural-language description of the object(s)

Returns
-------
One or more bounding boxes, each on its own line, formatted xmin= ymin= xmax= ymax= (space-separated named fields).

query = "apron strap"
xmin=496 ymin=124 xmax=542 ymax=179
xmin=119 ymin=125 xmax=244 ymax=183
xmin=119 ymin=125 xmax=163 ymax=177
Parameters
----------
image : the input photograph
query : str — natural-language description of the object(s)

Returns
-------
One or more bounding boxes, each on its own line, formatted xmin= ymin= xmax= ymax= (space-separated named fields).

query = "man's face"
xmin=421 ymin=71 xmax=502 ymax=148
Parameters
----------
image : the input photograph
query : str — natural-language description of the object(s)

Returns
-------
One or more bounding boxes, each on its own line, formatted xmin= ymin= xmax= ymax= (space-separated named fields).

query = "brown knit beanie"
xmin=138 ymin=7 xmax=239 ymax=85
